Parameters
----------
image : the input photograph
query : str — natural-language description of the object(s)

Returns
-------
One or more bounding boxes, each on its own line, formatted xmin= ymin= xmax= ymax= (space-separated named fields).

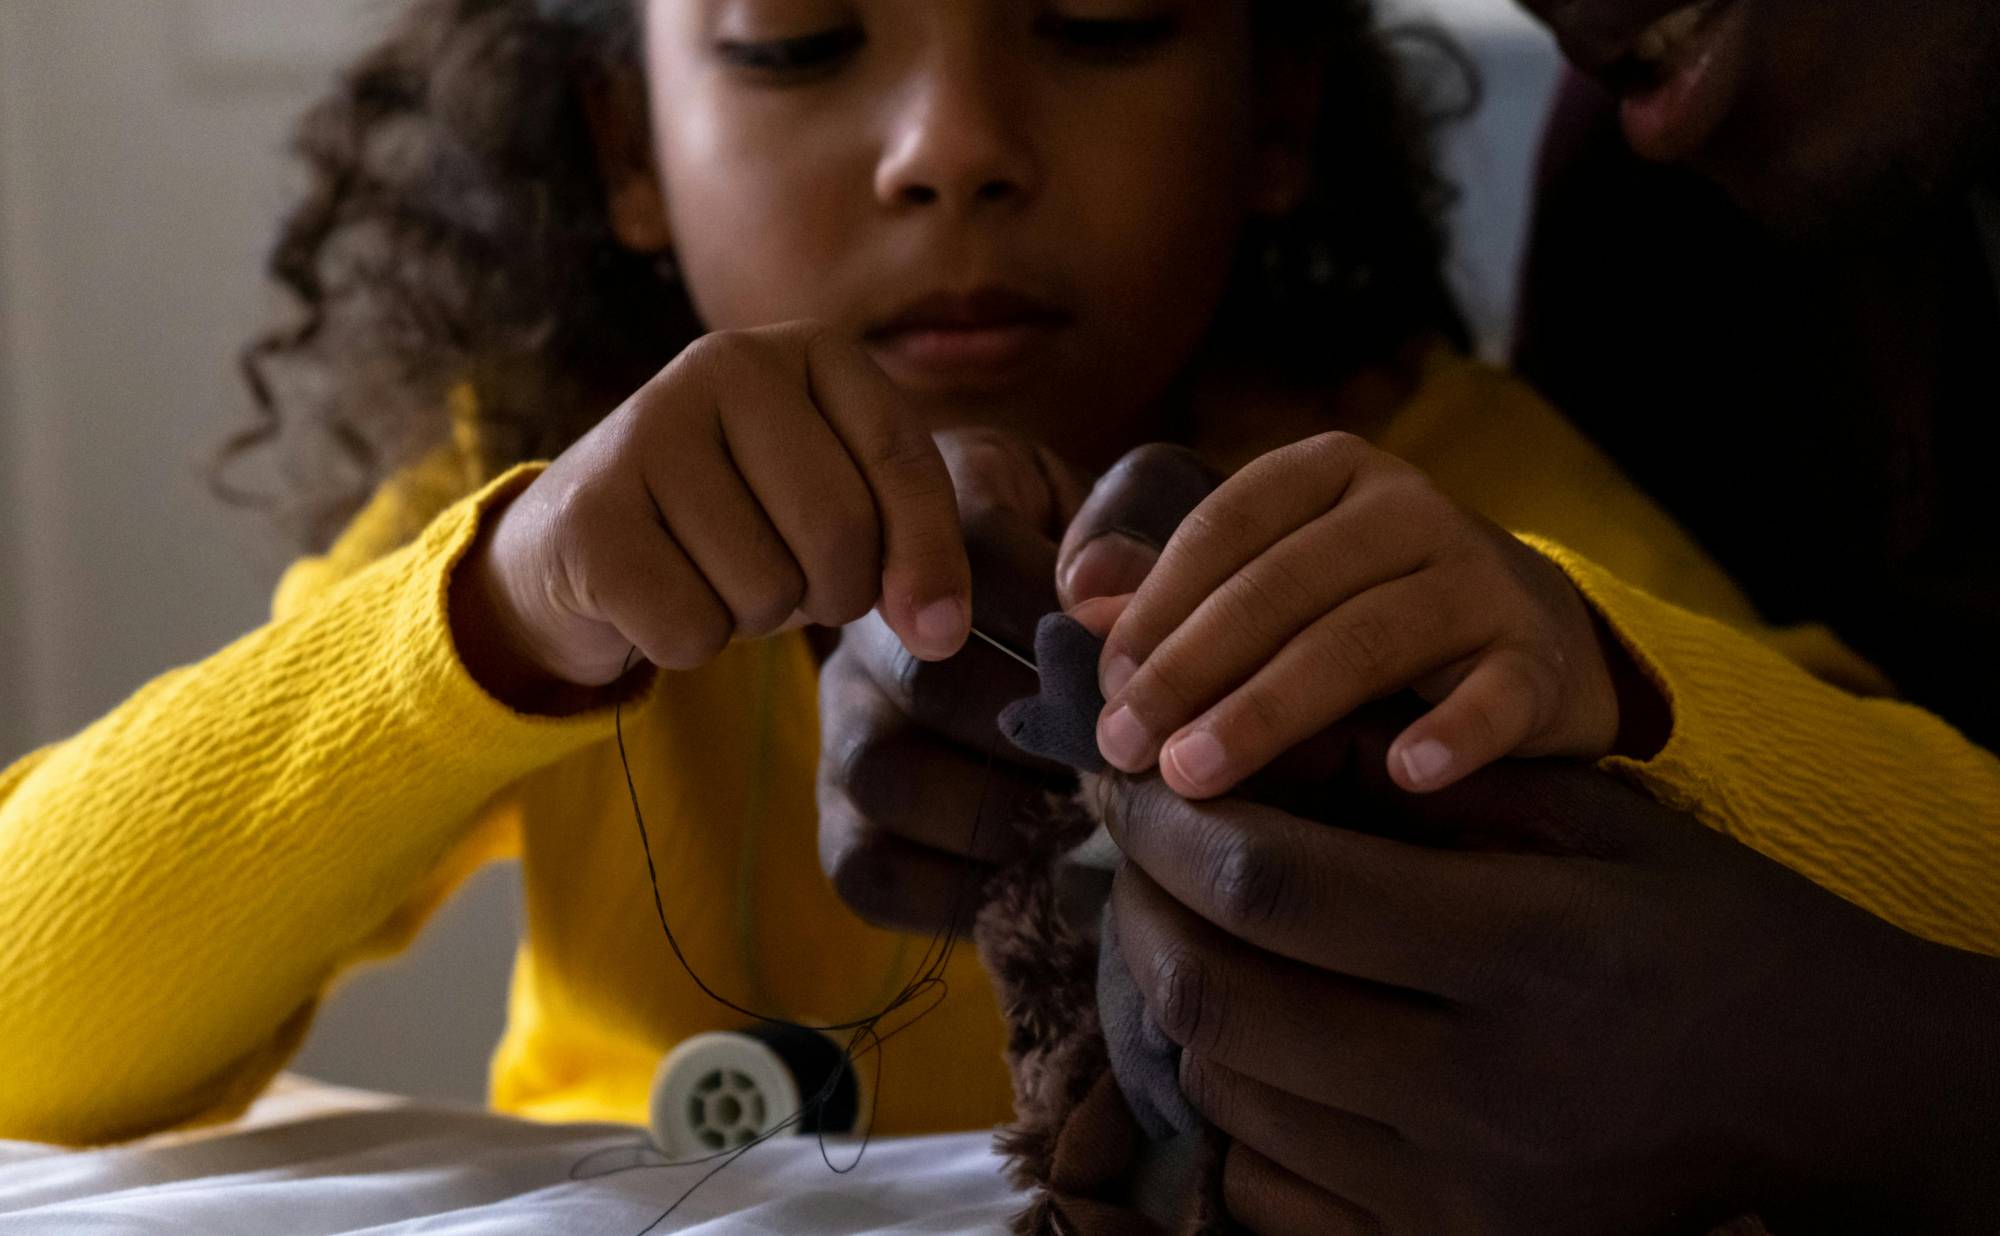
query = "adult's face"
xmin=1517 ymin=0 xmax=2000 ymax=232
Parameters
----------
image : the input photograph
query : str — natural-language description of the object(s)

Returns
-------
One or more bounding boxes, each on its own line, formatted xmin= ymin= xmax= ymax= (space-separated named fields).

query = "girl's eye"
xmin=714 ymin=27 xmax=865 ymax=76
xmin=1035 ymin=14 xmax=1179 ymax=61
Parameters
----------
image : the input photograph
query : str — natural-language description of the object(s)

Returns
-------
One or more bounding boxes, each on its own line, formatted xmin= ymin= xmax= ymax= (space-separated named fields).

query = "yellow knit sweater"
xmin=2 ymin=354 xmax=1995 ymax=1147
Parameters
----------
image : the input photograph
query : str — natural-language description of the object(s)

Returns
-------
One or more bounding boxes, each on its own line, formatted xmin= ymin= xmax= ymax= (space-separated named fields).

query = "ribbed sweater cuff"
xmin=373 ymin=461 xmax=660 ymax=768
xmin=1521 ymin=534 xmax=2000 ymax=951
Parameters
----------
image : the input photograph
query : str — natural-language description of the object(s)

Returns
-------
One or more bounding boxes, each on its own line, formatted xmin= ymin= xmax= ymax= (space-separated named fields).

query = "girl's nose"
xmin=874 ymin=62 xmax=1038 ymax=213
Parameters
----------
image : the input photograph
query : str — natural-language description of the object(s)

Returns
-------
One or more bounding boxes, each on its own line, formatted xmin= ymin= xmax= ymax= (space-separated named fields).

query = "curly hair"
xmin=224 ymin=0 xmax=1470 ymax=551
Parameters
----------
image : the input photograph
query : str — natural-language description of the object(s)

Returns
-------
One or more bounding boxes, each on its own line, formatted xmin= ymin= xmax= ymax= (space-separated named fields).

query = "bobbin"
xmin=648 ymin=1022 xmax=866 ymax=1158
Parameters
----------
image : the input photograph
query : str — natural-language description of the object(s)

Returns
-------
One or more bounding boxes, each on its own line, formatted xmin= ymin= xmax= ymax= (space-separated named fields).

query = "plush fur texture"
xmin=977 ymin=777 xmax=1236 ymax=1236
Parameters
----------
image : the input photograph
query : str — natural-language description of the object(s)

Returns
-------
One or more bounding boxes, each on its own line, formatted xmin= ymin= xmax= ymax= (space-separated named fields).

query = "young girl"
xmin=2 ymin=0 xmax=1995 ymax=1157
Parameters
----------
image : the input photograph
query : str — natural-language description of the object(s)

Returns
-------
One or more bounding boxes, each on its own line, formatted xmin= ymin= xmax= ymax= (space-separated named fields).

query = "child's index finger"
xmin=800 ymin=328 xmax=970 ymax=660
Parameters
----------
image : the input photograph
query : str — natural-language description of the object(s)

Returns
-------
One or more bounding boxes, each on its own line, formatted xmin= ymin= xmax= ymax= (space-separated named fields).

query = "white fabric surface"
xmin=0 ymin=1077 xmax=1026 ymax=1234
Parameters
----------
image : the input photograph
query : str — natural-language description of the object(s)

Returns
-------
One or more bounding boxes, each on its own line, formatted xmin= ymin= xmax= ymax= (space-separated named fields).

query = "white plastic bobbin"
xmin=649 ymin=1031 xmax=800 ymax=1158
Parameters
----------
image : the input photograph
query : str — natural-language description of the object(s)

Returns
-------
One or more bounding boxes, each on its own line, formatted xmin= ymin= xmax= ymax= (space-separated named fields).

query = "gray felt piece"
xmin=997 ymin=615 xmax=1108 ymax=773
xmin=1098 ymin=900 xmax=1202 ymax=1139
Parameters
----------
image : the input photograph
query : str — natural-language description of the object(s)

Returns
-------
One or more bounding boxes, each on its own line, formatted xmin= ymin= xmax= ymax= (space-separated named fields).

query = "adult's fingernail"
xmin=1066 ymin=595 xmax=1126 ymax=635
xmin=1163 ymin=731 xmax=1228 ymax=793
xmin=1101 ymin=653 xmax=1138 ymax=700
xmin=1397 ymin=739 xmax=1454 ymax=790
xmin=1061 ymin=533 xmax=1159 ymax=607
xmin=913 ymin=598 xmax=968 ymax=657
xmin=1097 ymin=705 xmax=1151 ymax=770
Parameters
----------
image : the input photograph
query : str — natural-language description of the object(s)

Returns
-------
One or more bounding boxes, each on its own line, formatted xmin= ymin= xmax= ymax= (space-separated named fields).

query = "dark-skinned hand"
xmin=815 ymin=438 xmax=1218 ymax=932
xmin=1103 ymin=720 xmax=2000 ymax=1235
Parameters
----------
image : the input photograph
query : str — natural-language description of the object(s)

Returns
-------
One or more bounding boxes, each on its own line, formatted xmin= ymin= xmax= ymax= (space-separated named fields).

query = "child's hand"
xmin=1085 ymin=432 xmax=1622 ymax=796
xmin=453 ymin=323 xmax=970 ymax=707
xmin=814 ymin=426 xmax=1087 ymax=933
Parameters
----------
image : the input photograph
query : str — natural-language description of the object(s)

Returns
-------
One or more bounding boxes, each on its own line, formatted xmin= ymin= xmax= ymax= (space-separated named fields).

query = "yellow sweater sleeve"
xmin=0 ymin=462 xmax=634 ymax=1145
xmin=1379 ymin=353 xmax=2000 ymax=955
xmin=1537 ymin=541 xmax=2000 ymax=954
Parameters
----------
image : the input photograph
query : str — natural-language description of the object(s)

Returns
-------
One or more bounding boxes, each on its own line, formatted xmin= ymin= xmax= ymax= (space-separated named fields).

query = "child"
xmin=1 ymin=0 xmax=1995 ymax=1161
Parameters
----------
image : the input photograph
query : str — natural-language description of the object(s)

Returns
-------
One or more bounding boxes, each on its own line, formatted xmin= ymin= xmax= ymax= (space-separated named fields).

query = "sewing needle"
xmin=969 ymin=625 xmax=1037 ymax=673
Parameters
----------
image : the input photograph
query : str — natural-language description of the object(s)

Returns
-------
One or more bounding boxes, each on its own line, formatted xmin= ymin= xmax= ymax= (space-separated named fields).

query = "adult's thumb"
xmin=1056 ymin=444 xmax=1220 ymax=610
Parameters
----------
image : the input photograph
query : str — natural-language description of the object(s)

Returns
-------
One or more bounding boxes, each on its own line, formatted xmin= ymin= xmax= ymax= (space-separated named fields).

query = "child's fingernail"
xmin=1163 ymin=731 xmax=1228 ymax=793
xmin=913 ymin=598 xmax=968 ymax=657
xmin=1101 ymin=653 xmax=1138 ymax=700
xmin=1397 ymin=739 xmax=1454 ymax=790
xmin=1097 ymin=705 xmax=1151 ymax=770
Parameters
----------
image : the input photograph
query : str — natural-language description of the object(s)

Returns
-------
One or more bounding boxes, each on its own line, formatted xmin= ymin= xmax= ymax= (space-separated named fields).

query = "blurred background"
xmin=0 ymin=0 xmax=1560 ymax=1104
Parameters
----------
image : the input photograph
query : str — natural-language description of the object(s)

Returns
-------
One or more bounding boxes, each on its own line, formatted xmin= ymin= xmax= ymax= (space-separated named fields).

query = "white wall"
xmin=1387 ymin=0 xmax=1564 ymax=354
xmin=0 ymin=0 xmax=1560 ymax=1106
xmin=0 ymin=0 xmax=523 ymax=1105
xmin=0 ymin=14 xmax=24 ymax=767
xmin=1 ymin=1 xmax=319 ymax=739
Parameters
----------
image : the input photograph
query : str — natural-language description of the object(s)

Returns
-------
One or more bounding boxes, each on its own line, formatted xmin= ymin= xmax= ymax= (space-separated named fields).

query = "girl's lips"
xmin=863 ymin=286 xmax=1070 ymax=389
xmin=867 ymin=321 xmax=1061 ymax=384
xmin=1617 ymin=0 xmax=1750 ymax=164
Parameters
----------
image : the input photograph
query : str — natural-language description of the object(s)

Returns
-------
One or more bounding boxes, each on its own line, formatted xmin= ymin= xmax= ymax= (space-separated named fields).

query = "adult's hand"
xmin=1103 ymin=730 xmax=2000 ymax=1234
xmin=815 ymin=437 xmax=1217 ymax=931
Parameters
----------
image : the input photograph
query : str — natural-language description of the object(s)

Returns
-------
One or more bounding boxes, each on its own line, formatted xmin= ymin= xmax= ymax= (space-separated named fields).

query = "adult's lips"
xmin=1530 ymin=0 xmax=1751 ymax=165
xmin=1613 ymin=0 xmax=1749 ymax=163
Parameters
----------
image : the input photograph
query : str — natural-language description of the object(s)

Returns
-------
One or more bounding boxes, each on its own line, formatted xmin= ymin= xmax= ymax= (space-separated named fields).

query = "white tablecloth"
xmin=0 ymin=1077 xmax=1026 ymax=1234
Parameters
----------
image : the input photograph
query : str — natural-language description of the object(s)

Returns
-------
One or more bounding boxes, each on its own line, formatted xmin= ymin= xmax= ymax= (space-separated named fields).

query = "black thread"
xmin=593 ymin=644 xmax=1002 ymax=1235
